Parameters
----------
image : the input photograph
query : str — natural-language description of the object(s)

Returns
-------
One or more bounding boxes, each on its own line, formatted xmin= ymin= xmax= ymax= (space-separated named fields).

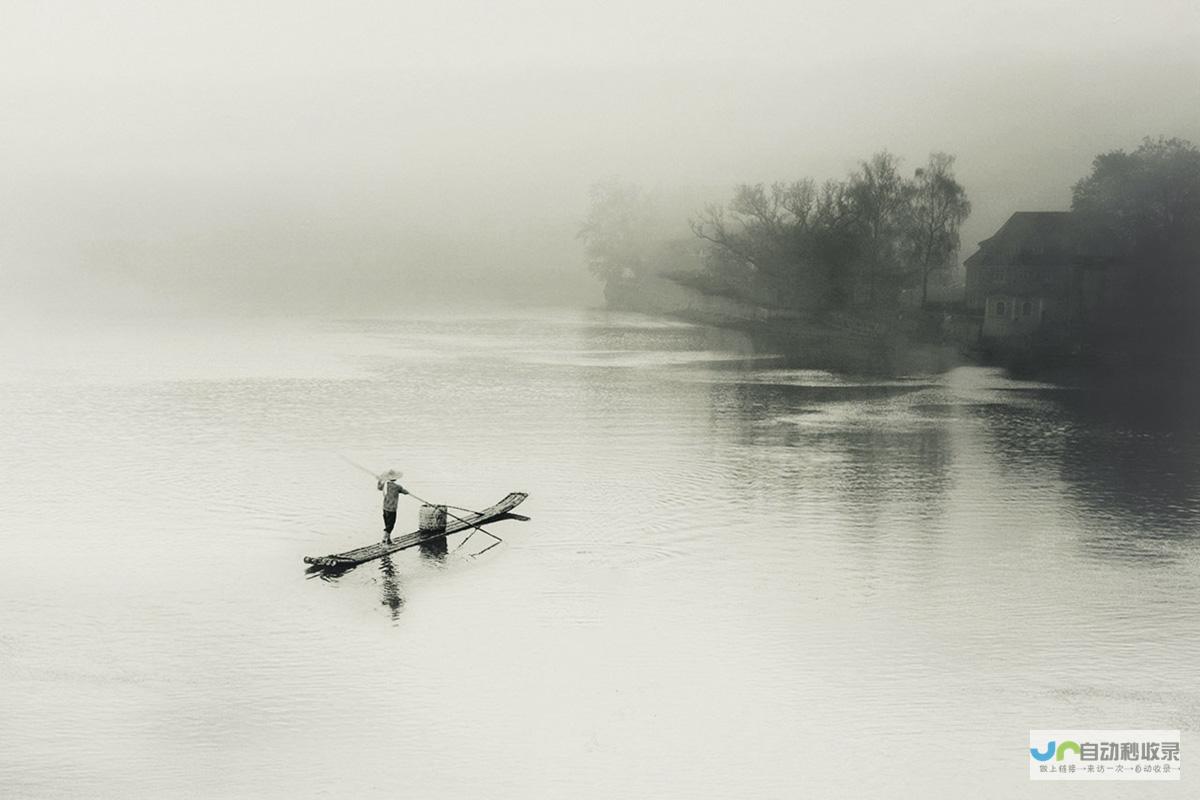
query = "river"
xmin=1 ymin=309 xmax=1197 ymax=798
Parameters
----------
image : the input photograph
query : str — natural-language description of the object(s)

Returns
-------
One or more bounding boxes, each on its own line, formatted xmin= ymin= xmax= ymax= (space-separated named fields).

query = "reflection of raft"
xmin=304 ymin=492 xmax=529 ymax=570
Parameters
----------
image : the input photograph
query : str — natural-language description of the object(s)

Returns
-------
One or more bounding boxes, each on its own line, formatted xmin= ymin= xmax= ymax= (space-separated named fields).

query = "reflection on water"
xmin=972 ymin=385 xmax=1200 ymax=562
xmin=378 ymin=555 xmax=405 ymax=621
xmin=418 ymin=535 xmax=449 ymax=561
xmin=0 ymin=310 xmax=1197 ymax=799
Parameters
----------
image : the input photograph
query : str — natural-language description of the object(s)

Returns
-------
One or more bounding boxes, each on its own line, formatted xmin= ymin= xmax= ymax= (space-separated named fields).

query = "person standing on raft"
xmin=377 ymin=470 xmax=407 ymax=544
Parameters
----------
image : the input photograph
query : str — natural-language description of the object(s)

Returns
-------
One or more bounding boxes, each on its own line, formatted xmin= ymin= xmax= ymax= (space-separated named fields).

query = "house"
xmin=963 ymin=211 xmax=1110 ymax=346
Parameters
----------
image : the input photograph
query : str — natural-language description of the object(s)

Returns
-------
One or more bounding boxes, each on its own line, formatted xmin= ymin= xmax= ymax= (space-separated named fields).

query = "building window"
xmin=1022 ymin=301 xmax=1032 ymax=317
xmin=995 ymin=300 xmax=1006 ymax=317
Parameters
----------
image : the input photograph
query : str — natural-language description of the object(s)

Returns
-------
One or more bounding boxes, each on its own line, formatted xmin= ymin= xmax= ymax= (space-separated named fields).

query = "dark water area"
xmin=1 ymin=310 xmax=1197 ymax=799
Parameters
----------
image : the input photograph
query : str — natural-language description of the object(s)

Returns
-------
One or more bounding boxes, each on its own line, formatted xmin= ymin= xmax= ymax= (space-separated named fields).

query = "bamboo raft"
xmin=304 ymin=492 xmax=529 ymax=570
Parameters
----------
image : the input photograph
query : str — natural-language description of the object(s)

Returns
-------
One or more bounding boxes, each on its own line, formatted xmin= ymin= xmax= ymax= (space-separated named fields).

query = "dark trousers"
xmin=383 ymin=510 xmax=397 ymax=534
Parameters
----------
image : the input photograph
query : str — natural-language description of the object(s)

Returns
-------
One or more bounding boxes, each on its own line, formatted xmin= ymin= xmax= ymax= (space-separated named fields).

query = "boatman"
xmin=377 ymin=470 xmax=407 ymax=544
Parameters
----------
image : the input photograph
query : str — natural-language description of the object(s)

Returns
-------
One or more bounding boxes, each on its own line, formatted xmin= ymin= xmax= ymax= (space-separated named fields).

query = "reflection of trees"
xmin=979 ymin=386 xmax=1200 ymax=559
xmin=708 ymin=380 xmax=954 ymax=533
xmin=1056 ymin=389 xmax=1200 ymax=543
xmin=706 ymin=374 xmax=1198 ymax=568
xmin=827 ymin=423 xmax=954 ymax=534
xmin=968 ymin=399 xmax=1070 ymax=482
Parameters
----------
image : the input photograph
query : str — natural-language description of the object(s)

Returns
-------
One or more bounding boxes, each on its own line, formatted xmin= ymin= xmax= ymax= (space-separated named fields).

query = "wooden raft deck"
xmin=304 ymin=492 xmax=528 ymax=569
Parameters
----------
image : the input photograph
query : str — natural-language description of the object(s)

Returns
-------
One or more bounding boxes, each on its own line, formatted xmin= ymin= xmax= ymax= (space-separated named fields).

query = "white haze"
xmin=1 ymin=0 xmax=1198 ymax=315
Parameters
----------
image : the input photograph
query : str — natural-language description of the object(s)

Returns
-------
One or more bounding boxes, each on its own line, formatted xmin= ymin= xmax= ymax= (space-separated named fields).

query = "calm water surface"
xmin=1 ymin=310 xmax=1198 ymax=799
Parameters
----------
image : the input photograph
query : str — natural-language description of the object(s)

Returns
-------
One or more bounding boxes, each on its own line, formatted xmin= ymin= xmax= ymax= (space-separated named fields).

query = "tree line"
xmin=580 ymin=150 xmax=971 ymax=313
xmin=581 ymin=137 xmax=1200 ymax=365
xmin=1069 ymin=136 xmax=1200 ymax=356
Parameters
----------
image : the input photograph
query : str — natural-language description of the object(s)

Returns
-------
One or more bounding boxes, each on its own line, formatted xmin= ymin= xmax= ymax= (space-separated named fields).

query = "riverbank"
xmin=605 ymin=274 xmax=971 ymax=375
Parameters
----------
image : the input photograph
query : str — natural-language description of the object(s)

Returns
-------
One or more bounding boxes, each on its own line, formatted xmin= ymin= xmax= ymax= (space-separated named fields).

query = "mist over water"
xmin=1 ymin=311 xmax=1197 ymax=798
xmin=3 ymin=1 xmax=1198 ymax=315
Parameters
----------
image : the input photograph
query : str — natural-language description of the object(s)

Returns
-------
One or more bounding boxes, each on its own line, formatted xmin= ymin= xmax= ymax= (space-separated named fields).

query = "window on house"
xmin=1022 ymin=301 xmax=1032 ymax=317
xmin=996 ymin=301 xmax=1006 ymax=317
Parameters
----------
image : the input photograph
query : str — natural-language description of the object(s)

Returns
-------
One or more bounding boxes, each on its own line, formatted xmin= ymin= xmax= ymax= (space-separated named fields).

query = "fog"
xmin=2 ymin=0 xmax=1198 ymax=315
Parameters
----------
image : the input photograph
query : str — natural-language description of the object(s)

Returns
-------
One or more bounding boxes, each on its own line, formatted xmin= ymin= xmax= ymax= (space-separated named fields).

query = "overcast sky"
xmin=2 ymin=0 xmax=1198 ymax=312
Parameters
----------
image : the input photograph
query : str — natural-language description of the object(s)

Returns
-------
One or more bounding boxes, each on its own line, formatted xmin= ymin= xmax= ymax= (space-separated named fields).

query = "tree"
xmin=1072 ymin=137 xmax=1200 ymax=284
xmin=1072 ymin=137 xmax=1200 ymax=358
xmin=578 ymin=180 xmax=656 ymax=284
xmin=845 ymin=152 xmax=915 ymax=306
xmin=907 ymin=153 xmax=971 ymax=307
xmin=689 ymin=180 xmax=825 ymax=306
xmin=810 ymin=179 xmax=860 ymax=307
xmin=684 ymin=150 xmax=970 ymax=313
